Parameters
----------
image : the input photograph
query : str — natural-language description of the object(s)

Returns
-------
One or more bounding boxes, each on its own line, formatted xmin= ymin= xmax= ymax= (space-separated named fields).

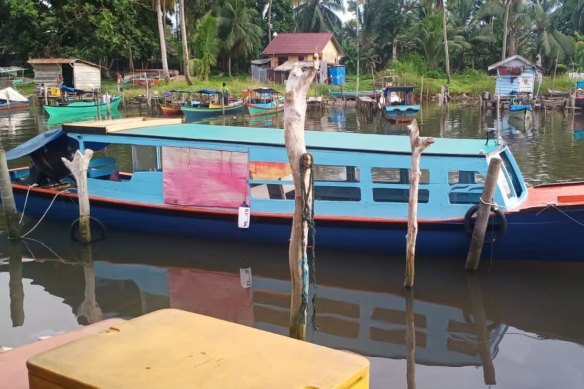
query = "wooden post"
xmin=9 ymin=239 xmax=24 ymax=327
xmin=496 ymin=95 xmax=501 ymax=141
xmin=405 ymin=288 xmax=416 ymax=389
xmin=405 ymin=120 xmax=434 ymax=288
xmin=419 ymin=77 xmax=424 ymax=104
xmin=465 ymin=157 xmax=502 ymax=270
xmin=284 ymin=63 xmax=318 ymax=340
xmin=44 ymin=85 xmax=48 ymax=106
xmin=62 ymin=149 xmax=94 ymax=244
xmin=105 ymin=92 xmax=111 ymax=117
xmin=466 ymin=273 xmax=496 ymax=385
xmin=0 ymin=148 xmax=20 ymax=238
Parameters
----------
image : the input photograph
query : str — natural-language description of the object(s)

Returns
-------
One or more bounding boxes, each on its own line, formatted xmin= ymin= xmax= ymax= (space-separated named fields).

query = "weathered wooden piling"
xmin=405 ymin=288 xmax=416 ymax=389
xmin=405 ymin=120 xmax=434 ymax=288
xmin=62 ymin=149 xmax=94 ymax=244
xmin=105 ymin=92 xmax=111 ymax=117
xmin=465 ymin=157 xmax=502 ymax=270
xmin=284 ymin=63 xmax=318 ymax=340
xmin=0 ymin=148 xmax=20 ymax=238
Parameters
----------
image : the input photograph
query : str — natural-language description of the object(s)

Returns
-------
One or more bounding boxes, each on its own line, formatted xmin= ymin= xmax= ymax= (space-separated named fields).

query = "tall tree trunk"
xmin=156 ymin=0 xmax=170 ymax=80
xmin=268 ymin=0 xmax=273 ymax=42
xmin=508 ymin=24 xmax=518 ymax=57
xmin=442 ymin=2 xmax=451 ymax=84
xmin=228 ymin=55 xmax=232 ymax=77
xmin=502 ymin=0 xmax=511 ymax=61
xmin=179 ymin=0 xmax=192 ymax=84
xmin=392 ymin=36 xmax=398 ymax=61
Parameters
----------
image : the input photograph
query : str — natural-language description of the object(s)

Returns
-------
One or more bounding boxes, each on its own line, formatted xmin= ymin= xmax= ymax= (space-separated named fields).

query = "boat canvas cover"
xmin=5 ymin=129 xmax=64 ymax=160
xmin=0 ymin=87 xmax=28 ymax=102
xmin=162 ymin=147 xmax=249 ymax=208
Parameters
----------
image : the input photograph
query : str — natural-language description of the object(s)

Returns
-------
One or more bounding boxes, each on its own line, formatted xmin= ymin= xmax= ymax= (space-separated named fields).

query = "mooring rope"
xmin=536 ymin=203 xmax=584 ymax=228
xmin=299 ymin=152 xmax=319 ymax=331
xmin=12 ymin=188 xmax=77 ymax=239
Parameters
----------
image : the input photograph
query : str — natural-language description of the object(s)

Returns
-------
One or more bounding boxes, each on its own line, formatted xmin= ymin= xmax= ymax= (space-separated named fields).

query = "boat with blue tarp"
xmin=245 ymin=87 xmax=284 ymax=117
xmin=180 ymin=89 xmax=244 ymax=121
xmin=508 ymin=91 xmax=533 ymax=115
xmin=379 ymin=86 xmax=420 ymax=123
xmin=4 ymin=117 xmax=584 ymax=260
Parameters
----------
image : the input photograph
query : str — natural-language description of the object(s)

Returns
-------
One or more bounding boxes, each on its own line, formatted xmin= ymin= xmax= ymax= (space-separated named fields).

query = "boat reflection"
xmin=3 ymin=224 xmax=584 ymax=377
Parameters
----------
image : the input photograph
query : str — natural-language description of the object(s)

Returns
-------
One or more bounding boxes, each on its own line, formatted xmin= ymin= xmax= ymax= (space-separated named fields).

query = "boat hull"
xmin=0 ymin=101 xmax=29 ymax=111
xmin=43 ymin=96 xmax=122 ymax=117
xmin=383 ymin=105 xmax=420 ymax=123
xmin=160 ymin=104 xmax=182 ymax=117
xmin=181 ymin=102 xmax=244 ymax=121
xmin=9 ymin=183 xmax=584 ymax=261
xmin=246 ymin=102 xmax=284 ymax=117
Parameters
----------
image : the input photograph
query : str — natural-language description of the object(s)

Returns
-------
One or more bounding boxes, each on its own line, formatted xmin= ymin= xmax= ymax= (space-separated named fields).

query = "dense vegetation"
xmin=1 ymin=0 xmax=583 ymax=84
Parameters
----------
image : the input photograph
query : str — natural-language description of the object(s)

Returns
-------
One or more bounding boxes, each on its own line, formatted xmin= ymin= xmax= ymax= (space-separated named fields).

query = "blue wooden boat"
xmin=4 ymin=117 xmax=584 ymax=260
xmin=180 ymin=89 xmax=244 ymax=121
xmin=509 ymin=91 xmax=532 ymax=115
xmin=380 ymin=86 xmax=420 ymax=123
xmin=245 ymin=87 xmax=284 ymax=116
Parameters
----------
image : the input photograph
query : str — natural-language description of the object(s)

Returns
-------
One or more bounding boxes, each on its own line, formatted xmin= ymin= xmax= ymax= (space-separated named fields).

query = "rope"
xmin=536 ymin=203 xmax=584 ymax=228
xmin=299 ymin=152 xmax=319 ymax=331
xmin=480 ymin=196 xmax=497 ymax=207
xmin=11 ymin=188 xmax=77 ymax=240
xmin=19 ymin=184 xmax=38 ymax=224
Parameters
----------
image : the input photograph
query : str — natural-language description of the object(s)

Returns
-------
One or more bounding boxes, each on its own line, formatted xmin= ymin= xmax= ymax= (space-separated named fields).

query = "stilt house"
xmin=488 ymin=55 xmax=542 ymax=99
xmin=28 ymin=58 xmax=102 ymax=91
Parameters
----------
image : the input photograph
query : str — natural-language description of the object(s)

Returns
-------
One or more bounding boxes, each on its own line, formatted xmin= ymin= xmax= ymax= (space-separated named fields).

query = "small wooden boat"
xmin=509 ymin=91 xmax=532 ymax=115
xmin=43 ymin=95 xmax=122 ymax=118
xmin=245 ymin=87 xmax=284 ymax=116
xmin=380 ymin=86 xmax=420 ymax=123
xmin=180 ymin=89 xmax=244 ymax=121
xmin=4 ymin=117 xmax=584 ymax=261
xmin=0 ymin=86 xmax=29 ymax=112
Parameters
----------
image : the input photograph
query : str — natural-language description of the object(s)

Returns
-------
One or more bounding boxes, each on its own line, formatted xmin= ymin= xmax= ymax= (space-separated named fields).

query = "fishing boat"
xmin=245 ymin=87 xmax=284 ymax=116
xmin=4 ymin=117 xmax=584 ymax=261
xmin=380 ymin=86 xmax=420 ymax=123
xmin=159 ymin=90 xmax=200 ymax=117
xmin=0 ymin=86 xmax=29 ymax=112
xmin=508 ymin=91 xmax=532 ymax=115
xmin=43 ymin=95 xmax=122 ymax=118
xmin=180 ymin=89 xmax=244 ymax=121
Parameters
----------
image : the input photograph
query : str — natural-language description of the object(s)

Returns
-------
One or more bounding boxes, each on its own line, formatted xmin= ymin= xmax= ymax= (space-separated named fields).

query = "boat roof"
xmin=384 ymin=86 xmax=416 ymax=92
xmin=252 ymin=87 xmax=279 ymax=94
xmin=62 ymin=119 xmax=503 ymax=157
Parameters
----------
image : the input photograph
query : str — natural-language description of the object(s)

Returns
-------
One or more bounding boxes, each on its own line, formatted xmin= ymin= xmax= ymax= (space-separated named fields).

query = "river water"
xmin=1 ymin=103 xmax=584 ymax=388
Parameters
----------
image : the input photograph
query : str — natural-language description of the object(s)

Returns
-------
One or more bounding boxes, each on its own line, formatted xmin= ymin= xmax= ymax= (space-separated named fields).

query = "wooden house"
xmin=488 ymin=55 xmax=542 ymax=99
xmin=261 ymin=33 xmax=344 ymax=84
xmin=28 ymin=58 xmax=102 ymax=91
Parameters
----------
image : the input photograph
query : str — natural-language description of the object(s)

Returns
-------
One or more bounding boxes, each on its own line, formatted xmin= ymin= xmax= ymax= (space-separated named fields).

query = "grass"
xmin=14 ymin=71 xmax=581 ymax=99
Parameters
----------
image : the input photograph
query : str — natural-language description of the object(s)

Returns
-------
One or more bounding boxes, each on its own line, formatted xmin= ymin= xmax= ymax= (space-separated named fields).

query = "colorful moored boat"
xmin=245 ymin=87 xmax=284 ymax=117
xmin=43 ymin=95 xmax=122 ymax=118
xmin=180 ymin=89 xmax=244 ymax=121
xmin=4 ymin=117 xmax=584 ymax=261
xmin=380 ymin=86 xmax=420 ymax=123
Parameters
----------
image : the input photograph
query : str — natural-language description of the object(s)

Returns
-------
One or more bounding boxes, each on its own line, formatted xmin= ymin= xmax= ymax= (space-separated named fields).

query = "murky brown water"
xmin=1 ymin=104 xmax=584 ymax=388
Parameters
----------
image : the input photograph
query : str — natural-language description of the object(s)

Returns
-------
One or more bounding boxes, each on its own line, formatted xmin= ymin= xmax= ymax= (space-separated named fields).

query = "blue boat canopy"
xmin=6 ymin=128 xmax=64 ymax=160
xmin=196 ymin=89 xmax=219 ymax=94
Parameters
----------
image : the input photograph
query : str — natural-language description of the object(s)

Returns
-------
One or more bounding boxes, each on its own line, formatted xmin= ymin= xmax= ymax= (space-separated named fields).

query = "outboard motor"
xmin=28 ymin=135 xmax=78 ymax=186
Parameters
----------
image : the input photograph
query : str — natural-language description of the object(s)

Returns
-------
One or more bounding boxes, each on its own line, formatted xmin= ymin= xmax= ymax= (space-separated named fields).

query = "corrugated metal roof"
xmin=27 ymin=58 xmax=101 ymax=68
xmin=262 ymin=33 xmax=343 ymax=56
xmin=488 ymin=55 xmax=542 ymax=72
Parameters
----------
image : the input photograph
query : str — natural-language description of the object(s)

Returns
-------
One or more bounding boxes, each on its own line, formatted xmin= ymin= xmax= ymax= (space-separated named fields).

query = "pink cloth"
xmin=163 ymin=147 xmax=249 ymax=208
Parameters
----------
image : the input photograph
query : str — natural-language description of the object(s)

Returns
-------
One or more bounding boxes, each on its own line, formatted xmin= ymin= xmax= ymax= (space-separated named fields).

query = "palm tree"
xmin=219 ymin=0 xmax=264 ymax=76
xmin=178 ymin=0 xmax=192 ymax=84
xmin=192 ymin=12 xmax=220 ymax=80
xmin=438 ymin=0 xmax=451 ymax=83
xmin=530 ymin=0 xmax=574 ymax=67
xmin=295 ymin=0 xmax=344 ymax=32
xmin=153 ymin=0 xmax=170 ymax=80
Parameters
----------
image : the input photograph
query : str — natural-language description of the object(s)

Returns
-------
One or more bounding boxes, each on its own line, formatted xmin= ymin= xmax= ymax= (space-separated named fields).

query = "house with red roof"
xmin=261 ymin=32 xmax=344 ymax=83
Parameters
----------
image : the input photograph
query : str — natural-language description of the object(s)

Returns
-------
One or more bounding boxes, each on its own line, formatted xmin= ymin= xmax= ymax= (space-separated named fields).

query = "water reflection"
xmin=2 ymin=223 xmax=584 ymax=387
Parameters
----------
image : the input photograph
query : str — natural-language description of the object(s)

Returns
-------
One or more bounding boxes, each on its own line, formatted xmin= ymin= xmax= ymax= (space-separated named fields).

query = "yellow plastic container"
xmin=27 ymin=309 xmax=369 ymax=388
xmin=48 ymin=86 xmax=61 ymax=97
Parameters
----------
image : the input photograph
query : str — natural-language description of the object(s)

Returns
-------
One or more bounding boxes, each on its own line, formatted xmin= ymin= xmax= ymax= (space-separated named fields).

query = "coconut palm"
xmin=178 ymin=0 xmax=192 ymax=84
xmin=219 ymin=0 xmax=264 ymax=76
xmin=153 ymin=0 xmax=170 ymax=80
xmin=295 ymin=0 xmax=344 ymax=32
xmin=529 ymin=0 xmax=574 ymax=66
xmin=192 ymin=12 xmax=220 ymax=80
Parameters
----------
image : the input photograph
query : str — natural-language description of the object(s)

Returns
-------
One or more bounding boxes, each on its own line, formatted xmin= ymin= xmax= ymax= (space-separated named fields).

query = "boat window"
xmin=314 ymin=186 xmax=361 ymax=201
xmin=448 ymin=170 xmax=484 ymax=204
xmin=132 ymin=145 xmax=160 ymax=172
xmin=372 ymin=167 xmax=429 ymax=184
xmin=314 ymin=165 xmax=360 ymax=182
xmin=249 ymin=161 xmax=294 ymax=200
xmin=373 ymin=188 xmax=429 ymax=203
xmin=499 ymin=152 xmax=524 ymax=197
